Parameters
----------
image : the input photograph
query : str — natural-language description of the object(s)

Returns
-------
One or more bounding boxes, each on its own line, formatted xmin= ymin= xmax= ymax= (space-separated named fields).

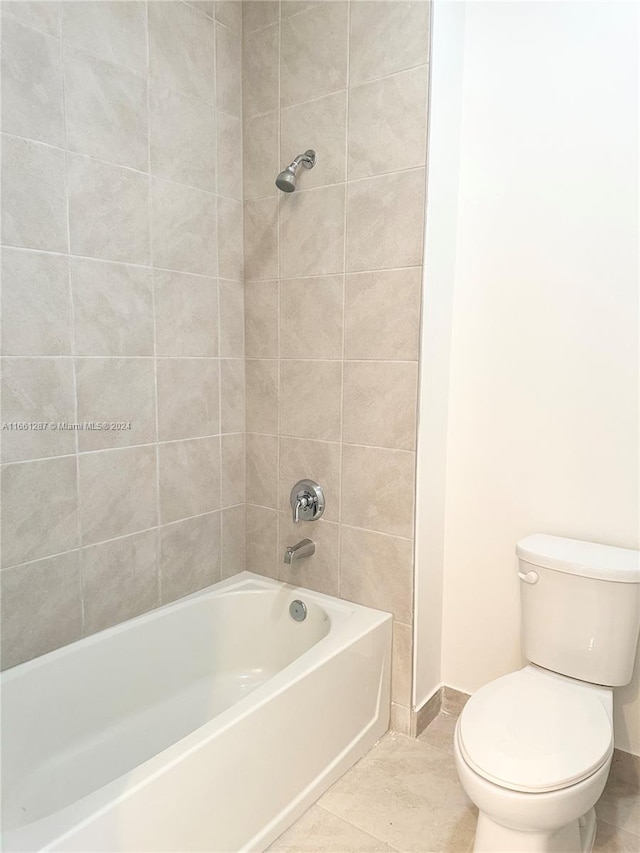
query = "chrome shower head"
xmin=276 ymin=149 xmax=317 ymax=193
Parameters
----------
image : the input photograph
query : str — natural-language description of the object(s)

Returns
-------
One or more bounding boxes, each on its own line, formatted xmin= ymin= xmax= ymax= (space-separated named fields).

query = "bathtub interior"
xmin=1 ymin=577 xmax=334 ymax=833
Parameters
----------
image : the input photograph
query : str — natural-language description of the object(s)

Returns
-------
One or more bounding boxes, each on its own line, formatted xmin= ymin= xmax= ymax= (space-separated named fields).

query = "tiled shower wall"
xmin=242 ymin=0 xmax=430 ymax=731
xmin=0 ymin=0 xmax=246 ymax=668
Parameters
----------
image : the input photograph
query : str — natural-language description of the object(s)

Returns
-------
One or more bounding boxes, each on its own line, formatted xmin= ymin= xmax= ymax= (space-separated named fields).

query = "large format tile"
xmin=0 ymin=551 xmax=82 ymax=669
xmin=75 ymin=358 xmax=156 ymax=451
xmin=216 ymin=1 xmax=242 ymax=34
xmin=219 ymin=280 xmax=245 ymax=358
xmin=64 ymin=45 xmax=148 ymax=171
xmin=216 ymin=21 xmax=242 ymax=117
xmin=81 ymin=529 xmax=159 ymax=635
xmin=418 ymin=712 xmax=458 ymax=755
xmin=319 ymin=733 xmax=477 ymax=853
xmin=154 ymin=271 xmax=218 ymax=358
xmin=1 ymin=17 xmax=64 ymax=146
xmin=148 ymin=1 xmax=215 ymax=102
xmin=244 ymin=197 xmax=279 ymax=280
xmin=280 ymin=275 xmax=343 ymax=359
xmin=347 ymin=169 xmax=425 ymax=272
xmin=79 ymin=445 xmax=157 ymax=545
xmin=246 ymin=505 xmax=278 ymax=579
xmin=280 ymin=184 xmax=345 ymax=278
xmin=217 ymin=196 xmax=243 ymax=280
xmin=1 ymin=456 xmax=79 ymax=567
xmin=1 ymin=357 xmax=75 ymax=462
xmin=243 ymin=0 xmax=279 ymax=34
xmin=349 ymin=1 xmax=430 ymax=85
xmin=2 ymin=135 xmax=68 ymax=252
xmin=345 ymin=268 xmax=422 ymax=361
xmin=221 ymin=432 xmax=245 ymax=508
xmin=281 ymin=92 xmax=347 ymax=191
xmin=157 ymin=358 xmax=219 ymax=441
xmin=594 ymin=820 xmax=640 ymax=853
xmin=220 ymin=358 xmax=245 ymax=434
xmin=349 ymin=66 xmax=429 ymax=180
xmin=597 ymin=751 xmax=640 ymax=836
xmin=2 ymin=1 xmax=61 ymax=36
xmin=159 ymin=437 xmax=221 ymax=524
xmin=279 ymin=436 xmax=341 ymax=523
xmin=68 ymin=153 xmax=149 ymax=264
xmin=221 ymin=504 xmax=246 ymax=578
xmin=149 ymin=83 xmax=216 ymax=191
xmin=268 ymin=804 xmax=394 ymax=852
xmin=246 ymin=432 xmax=278 ymax=509
xmin=245 ymin=280 xmax=279 ymax=358
xmin=217 ymin=111 xmax=242 ymax=199
xmin=280 ymin=2 xmax=348 ymax=107
xmin=242 ymin=23 xmax=278 ymax=119
xmin=245 ymin=359 xmax=278 ymax=434
xmin=280 ymin=360 xmax=342 ymax=442
xmin=62 ymin=1 xmax=147 ymax=73
xmin=151 ymin=178 xmax=217 ymax=276
xmin=244 ymin=111 xmax=279 ymax=200
xmin=160 ymin=512 xmax=222 ymax=602
xmin=1 ymin=249 xmax=71 ymax=356
xmin=72 ymin=259 xmax=154 ymax=357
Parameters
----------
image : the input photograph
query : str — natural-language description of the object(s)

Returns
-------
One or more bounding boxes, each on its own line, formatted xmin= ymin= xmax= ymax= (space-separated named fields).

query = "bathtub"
xmin=1 ymin=571 xmax=391 ymax=852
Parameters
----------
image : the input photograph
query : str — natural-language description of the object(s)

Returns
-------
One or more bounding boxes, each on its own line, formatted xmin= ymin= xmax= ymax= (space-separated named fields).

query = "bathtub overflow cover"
xmin=290 ymin=599 xmax=307 ymax=622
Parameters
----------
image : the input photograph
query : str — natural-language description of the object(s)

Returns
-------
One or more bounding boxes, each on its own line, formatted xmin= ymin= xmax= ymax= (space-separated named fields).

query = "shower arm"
xmin=289 ymin=151 xmax=316 ymax=171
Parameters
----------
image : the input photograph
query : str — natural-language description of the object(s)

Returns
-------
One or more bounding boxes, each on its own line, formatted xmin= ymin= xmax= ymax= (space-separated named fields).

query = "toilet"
xmin=454 ymin=534 xmax=640 ymax=853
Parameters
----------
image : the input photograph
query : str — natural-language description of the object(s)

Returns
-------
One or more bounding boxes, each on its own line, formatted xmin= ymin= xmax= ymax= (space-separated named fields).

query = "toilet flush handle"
xmin=518 ymin=570 xmax=539 ymax=584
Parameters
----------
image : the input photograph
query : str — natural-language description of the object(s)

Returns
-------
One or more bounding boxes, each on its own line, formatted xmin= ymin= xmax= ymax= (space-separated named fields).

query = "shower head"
xmin=276 ymin=149 xmax=317 ymax=193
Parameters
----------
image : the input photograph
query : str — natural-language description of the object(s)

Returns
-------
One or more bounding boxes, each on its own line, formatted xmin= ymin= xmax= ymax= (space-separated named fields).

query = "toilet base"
xmin=473 ymin=808 xmax=597 ymax=853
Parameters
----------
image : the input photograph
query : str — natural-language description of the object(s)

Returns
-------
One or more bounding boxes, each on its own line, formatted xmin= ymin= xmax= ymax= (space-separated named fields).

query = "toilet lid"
xmin=458 ymin=668 xmax=613 ymax=793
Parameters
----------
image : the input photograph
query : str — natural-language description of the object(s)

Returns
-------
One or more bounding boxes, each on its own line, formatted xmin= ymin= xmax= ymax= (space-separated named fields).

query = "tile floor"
xmin=269 ymin=713 xmax=640 ymax=853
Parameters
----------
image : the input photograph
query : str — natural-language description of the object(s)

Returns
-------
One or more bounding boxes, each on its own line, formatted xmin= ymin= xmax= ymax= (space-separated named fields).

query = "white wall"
xmin=416 ymin=0 xmax=640 ymax=753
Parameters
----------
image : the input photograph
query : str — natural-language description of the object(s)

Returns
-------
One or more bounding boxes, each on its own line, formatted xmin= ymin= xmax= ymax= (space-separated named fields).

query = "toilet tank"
xmin=516 ymin=534 xmax=640 ymax=687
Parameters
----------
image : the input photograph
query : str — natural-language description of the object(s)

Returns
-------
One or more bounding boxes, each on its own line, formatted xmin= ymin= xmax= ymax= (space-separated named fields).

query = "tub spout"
xmin=284 ymin=538 xmax=315 ymax=565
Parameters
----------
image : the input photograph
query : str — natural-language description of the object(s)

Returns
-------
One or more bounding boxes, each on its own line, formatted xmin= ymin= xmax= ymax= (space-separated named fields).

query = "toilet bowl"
xmin=455 ymin=666 xmax=613 ymax=853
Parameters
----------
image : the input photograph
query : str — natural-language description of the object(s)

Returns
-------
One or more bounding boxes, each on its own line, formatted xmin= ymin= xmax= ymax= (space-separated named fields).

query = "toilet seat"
xmin=458 ymin=667 xmax=613 ymax=794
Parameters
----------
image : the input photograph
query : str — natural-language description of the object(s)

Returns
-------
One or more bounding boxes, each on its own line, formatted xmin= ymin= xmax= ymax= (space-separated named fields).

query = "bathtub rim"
xmin=2 ymin=572 xmax=392 ymax=852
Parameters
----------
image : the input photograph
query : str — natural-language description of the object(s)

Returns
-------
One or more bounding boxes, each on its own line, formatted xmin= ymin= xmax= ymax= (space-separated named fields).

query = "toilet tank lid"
xmin=516 ymin=534 xmax=640 ymax=583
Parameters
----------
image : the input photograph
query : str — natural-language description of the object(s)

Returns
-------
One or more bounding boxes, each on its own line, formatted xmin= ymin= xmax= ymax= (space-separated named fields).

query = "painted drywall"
xmin=416 ymin=0 xmax=640 ymax=753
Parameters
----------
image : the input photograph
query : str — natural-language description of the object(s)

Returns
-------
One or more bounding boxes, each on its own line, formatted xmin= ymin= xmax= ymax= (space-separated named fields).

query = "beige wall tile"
xmin=1 ymin=249 xmax=71 ymax=356
xmin=243 ymin=0 xmax=279 ymax=33
xmin=184 ymin=1 xmax=214 ymax=18
xmin=349 ymin=0 xmax=430 ymax=85
xmin=148 ymin=1 xmax=215 ymax=102
xmin=280 ymin=2 xmax=348 ymax=106
xmin=348 ymin=66 xmax=429 ymax=180
xmin=340 ymin=525 xmax=413 ymax=623
xmin=222 ymin=504 xmax=246 ymax=577
xmin=244 ymin=111 xmax=279 ymax=199
xmin=279 ymin=436 xmax=341 ymax=522
xmin=221 ymin=432 xmax=245 ymax=508
xmin=0 ymin=551 xmax=82 ymax=669
xmin=246 ymin=504 xmax=278 ymax=578
xmin=246 ymin=358 xmax=278 ymax=434
xmin=392 ymin=620 xmax=413 ymax=706
xmin=341 ymin=444 xmax=415 ymax=538
xmin=1 ymin=17 xmax=64 ymax=145
xmin=62 ymin=1 xmax=147 ymax=73
xmin=217 ymin=196 xmax=244 ymax=280
xmin=220 ymin=358 xmax=245 ymax=433
xmin=79 ymin=445 xmax=157 ymax=545
xmin=81 ymin=529 xmax=159 ymax=635
xmin=68 ymin=153 xmax=149 ymax=264
xmin=149 ymin=83 xmax=216 ymax=191
xmin=217 ymin=111 xmax=243 ymax=199
xmin=75 ymin=358 xmax=156 ymax=451
xmin=280 ymin=360 xmax=342 ymax=441
xmin=1 ymin=357 xmax=76 ymax=462
xmin=216 ymin=1 xmax=242 ymax=33
xmin=343 ymin=361 xmax=418 ymax=450
xmin=159 ymin=436 xmax=221 ymax=523
xmin=151 ymin=178 xmax=217 ymax=276
xmin=64 ymin=45 xmax=148 ymax=171
xmin=280 ymin=275 xmax=343 ymax=359
xmin=216 ymin=21 xmax=242 ymax=117
xmin=345 ymin=268 xmax=421 ymax=361
xmin=389 ymin=703 xmax=411 ymax=735
xmin=245 ymin=280 xmax=279 ymax=358
xmin=2 ymin=2 xmax=61 ymax=36
xmin=280 ymin=91 xmax=347 ymax=190
xmin=347 ymin=169 xmax=425 ymax=272
xmin=243 ymin=23 xmax=279 ymax=119
xmin=280 ymin=185 xmax=345 ymax=278
xmin=246 ymin=432 xmax=278 ymax=508
xmin=72 ymin=259 xmax=154 ymax=356
xmin=2 ymin=135 xmax=68 ymax=252
xmin=157 ymin=358 xmax=219 ymax=441
xmin=1 ymin=456 xmax=79 ymax=567
xmin=160 ymin=511 xmax=222 ymax=602
xmin=244 ymin=197 xmax=279 ymax=280
xmin=219 ymin=280 xmax=245 ymax=357
xmin=155 ymin=271 xmax=218 ymax=357
xmin=278 ymin=514 xmax=339 ymax=596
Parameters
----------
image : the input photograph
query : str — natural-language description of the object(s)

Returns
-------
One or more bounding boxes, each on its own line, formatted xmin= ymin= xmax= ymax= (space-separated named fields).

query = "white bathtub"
xmin=1 ymin=572 xmax=391 ymax=852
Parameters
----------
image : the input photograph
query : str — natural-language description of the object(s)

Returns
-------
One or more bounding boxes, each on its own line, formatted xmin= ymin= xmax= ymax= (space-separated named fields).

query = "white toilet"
xmin=454 ymin=534 xmax=640 ymax=853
